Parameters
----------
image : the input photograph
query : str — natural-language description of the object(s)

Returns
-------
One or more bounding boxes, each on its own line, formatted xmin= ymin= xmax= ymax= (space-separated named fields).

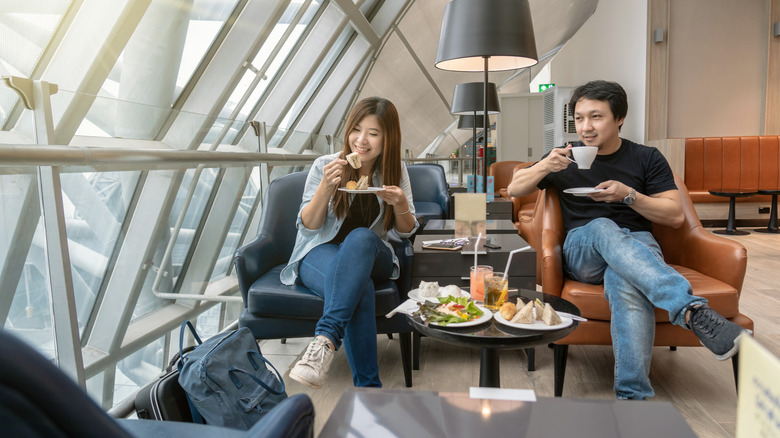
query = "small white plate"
xmin=408 ymin=287 xmax=470 ymax=303
xmin=493 ymin=310 xmax=573 ymax=331
xmin=428 ymin=304 xmax=492 ymax=327
xmin=563 ymin=187 xmax=604 ymax=197
xmin=338 ymin=187 xmax=386 ymax=194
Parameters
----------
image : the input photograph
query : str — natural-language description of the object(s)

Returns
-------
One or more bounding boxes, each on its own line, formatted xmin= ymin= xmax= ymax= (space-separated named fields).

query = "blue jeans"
xmin=298 ymin=228 xmax=394 ymax=388
xmin=563 ymin=218 xmax=706 ymax=399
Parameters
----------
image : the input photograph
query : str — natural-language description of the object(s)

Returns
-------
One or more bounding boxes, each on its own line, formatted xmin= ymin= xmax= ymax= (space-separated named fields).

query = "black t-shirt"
xmin=331 ymin=194 xmax=380 ymax=243
xmin=538 ymin=139 xmax=677 ymax=233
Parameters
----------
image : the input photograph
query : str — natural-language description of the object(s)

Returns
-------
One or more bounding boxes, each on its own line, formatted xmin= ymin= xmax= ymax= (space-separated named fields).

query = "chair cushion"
xmin=413 ymin=201 xmax=445 ymax=222
xmin=560 ymin=264 xmax=740 ymax=322
xmin=246 ymin=265 xmax=402 ymax=318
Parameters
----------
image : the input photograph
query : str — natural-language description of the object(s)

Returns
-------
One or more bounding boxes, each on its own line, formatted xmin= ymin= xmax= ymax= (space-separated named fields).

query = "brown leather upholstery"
xmin=489 ymin=161 xmax=525 ymax=199
xmin=684 ymin=136 xmax=780 ymax=203
xmin=532 ymin=174 xmax=754 ymax=396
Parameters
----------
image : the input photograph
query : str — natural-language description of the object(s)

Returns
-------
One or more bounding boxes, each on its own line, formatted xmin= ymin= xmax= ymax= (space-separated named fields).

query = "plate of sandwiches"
xmin=337 ymin=173 xmax=385 ymax=193
xmin=493 ymin=298 xmax=573 ymax=331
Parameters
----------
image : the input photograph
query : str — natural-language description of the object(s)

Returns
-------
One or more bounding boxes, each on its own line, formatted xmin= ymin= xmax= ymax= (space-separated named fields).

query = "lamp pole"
xmin=472 ymin=111 xmax=478 ymax=186
xmin=483 ymin=57 xmax=490 ymax=194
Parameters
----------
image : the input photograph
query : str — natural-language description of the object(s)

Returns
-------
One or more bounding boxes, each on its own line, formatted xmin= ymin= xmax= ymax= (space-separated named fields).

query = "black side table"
xmin=754 ymin=189 xmax=780 ymax=233
xmin=708 ymin=189 xmax=757 ymax=235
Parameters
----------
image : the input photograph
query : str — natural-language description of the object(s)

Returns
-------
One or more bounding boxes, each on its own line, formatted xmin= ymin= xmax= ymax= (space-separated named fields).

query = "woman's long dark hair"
xmin=332 ymin=97 xmax=402 ymax=232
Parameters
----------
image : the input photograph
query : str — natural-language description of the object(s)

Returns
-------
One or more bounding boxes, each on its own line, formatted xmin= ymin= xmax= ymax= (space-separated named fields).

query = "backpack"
xmin=177 ymin=321 xmax=287 ymax=430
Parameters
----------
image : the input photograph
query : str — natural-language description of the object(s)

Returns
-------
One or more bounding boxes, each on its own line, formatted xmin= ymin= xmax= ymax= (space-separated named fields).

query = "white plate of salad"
xmin=415 ymin=296 xmax=492 ymax=327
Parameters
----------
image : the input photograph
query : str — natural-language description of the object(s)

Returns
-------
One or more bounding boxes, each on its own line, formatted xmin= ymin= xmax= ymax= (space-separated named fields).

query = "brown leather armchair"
xmin=534 ymin=174 xmax=754 ymax=396
xmin=489 ymin=160 xmax=525 ymax=199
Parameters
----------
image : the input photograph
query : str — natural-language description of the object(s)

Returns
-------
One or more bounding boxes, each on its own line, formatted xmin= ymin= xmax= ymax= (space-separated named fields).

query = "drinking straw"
xmin=502 ymin=245 xmax=533 ymax=281
xmin=473 ymin=233 xmax=482 ymax=271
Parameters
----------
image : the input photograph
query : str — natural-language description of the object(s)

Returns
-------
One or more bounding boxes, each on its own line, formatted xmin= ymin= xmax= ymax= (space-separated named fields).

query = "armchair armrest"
xmin=233 ymin=234 xmax=285 ymax=304
xmin=389 ymin=236 xmax=414 ymax=298
xmin=663 ymin=225 xmax=747 ymax=294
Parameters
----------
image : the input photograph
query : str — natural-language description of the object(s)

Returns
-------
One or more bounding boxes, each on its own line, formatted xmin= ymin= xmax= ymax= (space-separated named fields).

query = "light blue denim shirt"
xmin=281 ymin=153 xmax=418 ymax=285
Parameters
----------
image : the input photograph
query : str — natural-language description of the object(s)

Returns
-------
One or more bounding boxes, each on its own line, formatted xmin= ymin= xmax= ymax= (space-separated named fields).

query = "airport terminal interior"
xmin=2 ymin=0 xmax=779 ymax=437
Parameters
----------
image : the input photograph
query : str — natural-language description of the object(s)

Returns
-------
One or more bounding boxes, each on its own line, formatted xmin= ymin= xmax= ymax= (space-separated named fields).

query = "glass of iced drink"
xmin=484 ymin=273 xmax=509 ymax=311
xmin=469 ymin=265 xmax=492 ymax=301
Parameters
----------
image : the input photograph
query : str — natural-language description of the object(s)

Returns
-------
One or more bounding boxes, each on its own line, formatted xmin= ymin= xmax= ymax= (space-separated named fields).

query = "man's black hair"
xmin=569 ymin=80 xmax=628 ymax=126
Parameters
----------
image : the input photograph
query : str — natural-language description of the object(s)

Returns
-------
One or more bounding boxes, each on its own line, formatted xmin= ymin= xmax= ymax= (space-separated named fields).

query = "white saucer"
xmin=338 ymin=187 xmax=386 ymax=194
xmin=563 ymin=187 xmax=604 ymax=197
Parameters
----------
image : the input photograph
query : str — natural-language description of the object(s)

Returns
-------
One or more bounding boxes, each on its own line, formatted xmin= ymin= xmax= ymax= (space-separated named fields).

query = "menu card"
xmin=736 ymin=335 xmax=780 ymax=437
xmin=453 ymin=193 xmax=486 ymax=238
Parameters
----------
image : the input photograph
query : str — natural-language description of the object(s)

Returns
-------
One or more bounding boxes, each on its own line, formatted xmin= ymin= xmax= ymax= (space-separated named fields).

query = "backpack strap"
xmin=227 ymin=353 xmax=286 ymax=396
xmin=177 ymin=321 xmax=205 ymax=424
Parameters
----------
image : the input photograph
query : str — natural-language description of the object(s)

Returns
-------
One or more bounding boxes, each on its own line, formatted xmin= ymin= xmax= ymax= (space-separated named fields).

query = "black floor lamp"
xmin=436 ymin=0 xmax=538 ymax=193
xmin=451 ymin=82 xmax=500 ymax=191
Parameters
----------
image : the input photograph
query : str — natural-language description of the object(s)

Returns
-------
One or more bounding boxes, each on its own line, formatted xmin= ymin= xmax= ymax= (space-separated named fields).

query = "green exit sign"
xmin=538 ymin=83 xmax=555 ymax=92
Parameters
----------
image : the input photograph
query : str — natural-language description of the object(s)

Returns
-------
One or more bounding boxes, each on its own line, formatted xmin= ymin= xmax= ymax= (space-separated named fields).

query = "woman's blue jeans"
xmin=298 ymin=227 xmax=394 ymax=388
xmin=563 ymin=218 xmax=706 ymax=400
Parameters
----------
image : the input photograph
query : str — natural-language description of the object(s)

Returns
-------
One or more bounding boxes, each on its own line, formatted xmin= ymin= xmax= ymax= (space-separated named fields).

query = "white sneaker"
xmin=289 ymin=336 xmax=334 ymax=389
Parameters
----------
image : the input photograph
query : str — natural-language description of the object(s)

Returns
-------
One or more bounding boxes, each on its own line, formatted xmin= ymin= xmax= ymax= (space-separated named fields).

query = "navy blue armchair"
xmin=0 ymin=329 xmax=315 ymax=438
xmin=406 ymin=163 xmax=450 ymax=225
xmin=233 ymin=171 xmax=414 ymax=387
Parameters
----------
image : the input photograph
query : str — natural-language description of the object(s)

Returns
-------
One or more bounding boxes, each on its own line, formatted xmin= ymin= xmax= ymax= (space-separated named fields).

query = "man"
xmin=507 ymin=80 xmax=749 ymax=400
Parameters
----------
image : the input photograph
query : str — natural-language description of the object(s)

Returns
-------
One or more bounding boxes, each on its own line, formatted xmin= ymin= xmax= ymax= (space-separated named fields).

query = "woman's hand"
xmin=321 ymin=156 xmax=347 ymax=191
xmin=377 ymin=185 xmax=407 ymax=209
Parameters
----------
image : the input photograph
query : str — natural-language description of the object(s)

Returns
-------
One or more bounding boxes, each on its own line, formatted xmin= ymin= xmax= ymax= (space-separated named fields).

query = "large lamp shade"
xmin=436 ymin=0 xmax=537 ymax=193
xmin=450 ymin=82 xmax=500 ymax=115
xmin=457 ymin=114 xmax=485 ymax=130
xmin=435 ymin=0 xmax=538 ymax=72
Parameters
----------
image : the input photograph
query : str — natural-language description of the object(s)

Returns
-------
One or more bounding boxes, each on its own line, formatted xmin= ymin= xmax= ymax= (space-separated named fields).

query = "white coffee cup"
xmin=570 ymin=146 xmax=598 ymax=170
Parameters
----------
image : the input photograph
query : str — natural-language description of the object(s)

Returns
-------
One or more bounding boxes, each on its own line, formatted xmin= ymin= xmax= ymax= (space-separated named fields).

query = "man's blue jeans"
xmin=298 ymin=228 xmax=394 ymax=388
xmin=563 ymin=218 xmax=706 ymax=399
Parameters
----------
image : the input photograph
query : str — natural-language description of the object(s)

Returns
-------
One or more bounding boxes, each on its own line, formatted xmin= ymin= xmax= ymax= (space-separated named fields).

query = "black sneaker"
xmin=688 ymin=304 xmax=750 ymax=360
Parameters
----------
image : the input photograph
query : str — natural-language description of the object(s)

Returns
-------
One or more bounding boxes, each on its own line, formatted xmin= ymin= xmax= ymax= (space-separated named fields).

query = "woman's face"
xmin=348 ymin=114 xmax=384 ymax=172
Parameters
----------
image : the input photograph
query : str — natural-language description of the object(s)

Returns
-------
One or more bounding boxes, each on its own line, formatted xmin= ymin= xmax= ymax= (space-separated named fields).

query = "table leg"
xmin=479 ymin=349 xmax=500 ymax=387
xmin=714 ymin=196 xmax=749 ymax=235
xmin=755 ymin=194 xmax=779 ymax=233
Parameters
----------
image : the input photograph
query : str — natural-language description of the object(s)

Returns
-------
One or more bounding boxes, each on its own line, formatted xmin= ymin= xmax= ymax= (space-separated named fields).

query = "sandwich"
xmin=534 ymin=299 xmax=545 ymax=321
xmin=355 ymin=175 xmax=369 ymax=190
xmin=346 ymin=152 xmax=362 ymax=169
xmin=499 ymin=301 xmax=516 ymax=320
xmin=541 ymin=302 xmax=562 ymax=326
xmin=511 ymin=300 xmax=534 ymax=324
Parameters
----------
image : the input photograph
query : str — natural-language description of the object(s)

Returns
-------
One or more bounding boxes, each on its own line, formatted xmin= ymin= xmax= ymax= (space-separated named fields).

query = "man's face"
xmin=573 ymin=98 xmax=624 ymax=151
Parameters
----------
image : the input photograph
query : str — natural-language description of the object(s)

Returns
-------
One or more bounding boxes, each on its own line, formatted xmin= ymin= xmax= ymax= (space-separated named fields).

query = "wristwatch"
xmin=623 ymin=188 xmax=636 ymax=205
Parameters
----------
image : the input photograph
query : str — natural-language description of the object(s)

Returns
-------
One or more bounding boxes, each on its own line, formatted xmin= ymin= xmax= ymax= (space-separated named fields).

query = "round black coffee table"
xmin=406 ymin=289 xmax=580 ymax=387
xmin=708 ymin=188 xmax=757 ymax=235
xmin=754 ymin=189 xmax=780 ymax=233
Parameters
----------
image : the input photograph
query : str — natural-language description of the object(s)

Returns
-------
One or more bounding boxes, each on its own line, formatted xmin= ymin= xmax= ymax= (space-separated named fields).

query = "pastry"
xmin=439 ymin=284 xmax=462 ymax=298
xmin=345 ymin=180 xmax=357 ymax=190
xmin=499 ymin=302 xmax=516 ymax=320
xmin=418 ymin=281 xmax=439 ymax=297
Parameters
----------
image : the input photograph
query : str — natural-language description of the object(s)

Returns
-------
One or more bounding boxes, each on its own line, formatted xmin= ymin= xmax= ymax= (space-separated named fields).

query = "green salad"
xmin=413 ymin=295 xmax=484 ymax=326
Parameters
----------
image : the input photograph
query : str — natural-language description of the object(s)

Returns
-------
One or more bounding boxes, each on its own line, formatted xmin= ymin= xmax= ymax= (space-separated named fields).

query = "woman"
xmin=281 ymin=97 xmax=418 ymax=388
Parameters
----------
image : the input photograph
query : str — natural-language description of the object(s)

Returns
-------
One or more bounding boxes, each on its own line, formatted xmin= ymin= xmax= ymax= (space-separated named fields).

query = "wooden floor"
xmin=264 ymin=229 xmax=780 ymax=438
